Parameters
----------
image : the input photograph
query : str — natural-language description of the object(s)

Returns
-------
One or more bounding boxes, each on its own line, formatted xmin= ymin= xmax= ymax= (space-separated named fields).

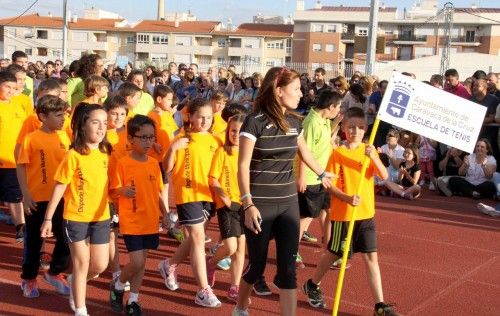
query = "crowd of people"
xmin=0 ymin=50 xmax=499 ymax=316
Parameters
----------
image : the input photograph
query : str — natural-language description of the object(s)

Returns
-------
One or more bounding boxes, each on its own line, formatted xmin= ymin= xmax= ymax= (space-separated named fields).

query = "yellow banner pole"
xmin=332 ymin=118 xmax=381 ymax=316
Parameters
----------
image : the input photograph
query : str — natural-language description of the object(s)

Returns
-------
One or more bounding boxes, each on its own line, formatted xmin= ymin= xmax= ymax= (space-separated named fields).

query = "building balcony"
xmin=450 ymin=36 xmax=481 ymax=46
xmin=341 ymin=32 xmax=355 ymax=43
xmin=228 ymin=46 xmax=262 ymax=58
xmin=392 ymin=35 xmax=427 ymax=44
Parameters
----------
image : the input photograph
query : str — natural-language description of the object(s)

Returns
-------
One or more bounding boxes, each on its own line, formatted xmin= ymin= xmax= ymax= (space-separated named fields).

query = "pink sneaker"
xmin=158 ymin=259 xmax=179 ymax=291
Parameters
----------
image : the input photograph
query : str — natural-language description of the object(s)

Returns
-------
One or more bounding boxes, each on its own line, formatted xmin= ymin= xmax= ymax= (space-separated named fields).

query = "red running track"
xmin=0 ymin=191 xmax=499 ymax=315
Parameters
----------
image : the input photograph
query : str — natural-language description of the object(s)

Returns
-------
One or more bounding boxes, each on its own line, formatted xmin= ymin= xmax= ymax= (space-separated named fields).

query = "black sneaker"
xmin=374 ymin=303 xmax=398 ymax=316
xmin=253 ymin=278 xmax=272 ymax=296
xmin=126 ymin=301 xmax=143 ymax=316
xmin=302 ymin=279 xmax=326 ymax=309
xmin=109 ymin=280 xmax=124 ymax=312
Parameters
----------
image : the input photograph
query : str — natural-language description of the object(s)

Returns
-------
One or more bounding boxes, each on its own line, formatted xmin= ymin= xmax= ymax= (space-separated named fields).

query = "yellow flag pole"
xmin=332 ymin=118 xmax=381 ymax=316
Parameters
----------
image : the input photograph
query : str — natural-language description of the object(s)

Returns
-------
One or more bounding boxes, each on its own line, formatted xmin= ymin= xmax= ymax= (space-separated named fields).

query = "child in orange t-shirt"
xmin=16 ymin=95 xmax=71 ymax=298
xmin=303 ymin=108 xmax=398 ymax=316
xmin=41 ymin=105 xmax=112 ymax=316
xmin=109 ymin=115 xmax=167 ymax=315
xmin=158 ymin=98 xmax=222 ymax=308
xmin=206 ymin=114 xmax=247 ymax=301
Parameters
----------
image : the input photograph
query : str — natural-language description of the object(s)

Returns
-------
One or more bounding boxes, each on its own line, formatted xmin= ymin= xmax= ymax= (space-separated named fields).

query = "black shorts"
xmin=63 ymin=219 xmax=111 ymax=244
xmin=0 ymin=168 xmax=23 ymax=203
xmin=176 ymin=202 xmax=211 ymax=226
xmin=109 ymin=203 xmax=119 ymax=229
xmin=327 ymin=218 xmax=377 ymax=257
xmin=217 ymin=203 xmax=244 ymax=240
xmin=298 ymin=184 xmax=330 ymax=218
xmin=123 ymin=233 xmax=160 ymax=252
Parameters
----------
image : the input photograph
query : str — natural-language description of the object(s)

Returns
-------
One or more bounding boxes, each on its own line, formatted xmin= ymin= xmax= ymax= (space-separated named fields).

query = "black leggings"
xmin=242 ymin=200 xmax=299 ymax=289
xmin=21 ymin=201 xmax=70 ymax=280
xmin=448 ymin=177 xmax=496 ymax=199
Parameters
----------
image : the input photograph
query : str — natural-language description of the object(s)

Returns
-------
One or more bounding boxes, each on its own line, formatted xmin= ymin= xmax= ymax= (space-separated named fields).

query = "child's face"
xmin=96 ymin=85 xmax=109 ymax=99
xmin=218 ymin=82 xmax=226 ymax=92
xmin=327 ymin=103 xmax=341 ymax=119
xmin=128 ymin=124 xmax=155 ymax=155
xmin=83 ymin=109 xmax=108 ymax=146
xmin=403 ymin=148 xmax=414 ymax=161
xmin=15 ymin=72 xmax=26 ymax=92
xmin=59 ymin=84 xmax=68 ymax=102
xmin=158 ymin=93 xmax=174 ymax=111
xmin=127 ymin=92 xmax=141 ymax=110
xmin=132 ymin=75 xmax=144 ymax=89
xmin=107 ymin=107 xmax=127 ymax=129
xmin=40 ymin=110 xmax=66 ymax=131
xmin=190 ymin=105 xmax=213 ymax=133
xmin=342 ymin=117 xmax=366 ymax=143
xmin=211 ymin=100 xmax=225 ymax=113
xmin=228 ymin=121 xmax=242 ymax=146
xmin=0 ymin=81 xmax=17 ymax=101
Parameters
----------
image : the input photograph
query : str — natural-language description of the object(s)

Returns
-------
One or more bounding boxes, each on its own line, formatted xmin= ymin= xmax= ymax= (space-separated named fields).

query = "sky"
xmin=0 ymin=0 xmax=498 ymax=25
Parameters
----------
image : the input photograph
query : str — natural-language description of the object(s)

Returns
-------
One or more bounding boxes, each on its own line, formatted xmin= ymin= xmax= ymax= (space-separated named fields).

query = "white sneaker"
xmin=231 ymin=307 xmax=250 ymax=316
xmin=112 ymin=272 xmax=130 ymax=291
xmin=428 ymin=182 xmax=436 ymax=191
xmin=477 ymin=203 xmax=500 ymax=217
xmin=418 ymin=180 xmax=426 ymax=187
xmin=195 ymin=286 xmax=221 ymax=308
xmin=158 ymin=259 xmax=179 ymax=291
xmin=68 ymin=274 xmax=75 ymax=311
xmin=437 ymin=178 xmax=452 ymax=197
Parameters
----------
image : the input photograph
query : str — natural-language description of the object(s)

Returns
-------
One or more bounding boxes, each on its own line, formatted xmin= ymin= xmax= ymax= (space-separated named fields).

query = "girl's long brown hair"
xmin=254 ymin=67 xmax=301 ymax=132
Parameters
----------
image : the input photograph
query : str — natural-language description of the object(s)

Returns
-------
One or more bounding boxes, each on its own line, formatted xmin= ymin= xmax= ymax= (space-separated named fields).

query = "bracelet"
xmin=317 ymin=171 xmax=327 ymax=181
xmin=240 ymin=193 xmax=252 ymax=202
xmin=243 ymin=204 xmax=255 ymax=212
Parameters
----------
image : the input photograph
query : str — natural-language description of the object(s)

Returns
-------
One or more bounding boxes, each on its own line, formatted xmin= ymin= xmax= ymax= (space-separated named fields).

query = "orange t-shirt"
xmin=148 ymin=110 xmax=177 ymax=161
xmin=16 ymin=113 xmax=71 ymax=145
xmin=0 ymin=99 xmax=27 ymax=168
xmin=327 ymin=143 xmax=380 ymax=221
xmin=110 ymin=155 xmax=163 ymax=235
xmin=17 ymin=129 xmax=70 ymax=202
xmin=209 ymin=147 xmax=240 ymax=209
xmin=211 ymin=113 xmax=227 ymax=143
xmin=171 ymin=132 xmax=221 ymax=205
xmin=54 ymin=148 xmax=110 ymax=222
xmin=107 ymin=128 xmax=130 ymax=179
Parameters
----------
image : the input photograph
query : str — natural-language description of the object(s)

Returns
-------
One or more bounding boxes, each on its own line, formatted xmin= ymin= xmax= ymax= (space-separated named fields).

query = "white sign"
xmin=377 ymin=72 xmax=487 ymax=153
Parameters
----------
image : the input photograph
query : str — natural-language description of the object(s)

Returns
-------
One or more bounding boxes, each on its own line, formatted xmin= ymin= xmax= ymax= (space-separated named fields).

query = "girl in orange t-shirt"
xmin=41 ymin=105 xmax=112 ymax=316
xmin=158 ymin=98 xmax=222 ymax=307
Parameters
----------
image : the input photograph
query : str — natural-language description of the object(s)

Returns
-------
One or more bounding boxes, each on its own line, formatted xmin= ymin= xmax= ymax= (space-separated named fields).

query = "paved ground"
xmin=0 ymin=190 xmax=499 ymax=315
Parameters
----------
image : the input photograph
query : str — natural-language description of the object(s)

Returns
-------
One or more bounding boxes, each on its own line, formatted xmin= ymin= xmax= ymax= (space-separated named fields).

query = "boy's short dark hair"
xmin=6 ymin=64 xmax=25 ymax=75
xmin=444 ymin=69 xmax=459 ymax=78
xmin=153 ymin=84 xmax=174 ymax=100
xmin=343 ymin=107 xmax=366 ymax=121
xmin=11 ymin=51 xmax=27 ymax=62
xmin=386 ymin=129 xmax=400 ymax=140
xmin=117 ymin=82 xmax=141 ymax=98
xmin=314 ymin=67 xmax=326 ymax=76
xmin=127 ymin=114 xmax=155 ymax=137
xmin=45 ymin=61 xmax=55 ymax=67
xmin=0 ymin=71 xmax=17 ymax=84
xmin=218 ymin=78 xmax=228 ymax=86
xmin=38 ymin=78 xmax=61 ymax=95
xmin=221 ymin=103 xmax=249 ymax=122
xmin=104 ymin=95 xmax=129 ymax=115
xmin=316 ymin=89 xmax=342 ymax=110
xmin=36 ymin=95 xmax=67 ymax=117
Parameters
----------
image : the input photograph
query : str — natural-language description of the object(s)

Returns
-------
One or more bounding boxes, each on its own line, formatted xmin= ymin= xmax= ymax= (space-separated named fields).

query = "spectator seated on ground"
xmin=436 ymin=147 xmax=465 ymax=196
xmin=448 ymin=138 xmax=497 ymax=199
xmin=384 ymin=146 xmax=422 ymax=200
xmin=377 ymin=129 xmax=404 ymax=183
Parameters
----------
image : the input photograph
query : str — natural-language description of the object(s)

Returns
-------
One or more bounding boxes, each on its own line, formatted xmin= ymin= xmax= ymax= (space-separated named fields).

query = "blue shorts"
xmin=176 ymin=202 xmax=211 ymax=226
xmin=0 ymin=168 xmax=23 ymax=203
xmin=123 ymin=234 xmax=160 ymax=252
xmin=63 ymin=219 xmax=111 ymax=244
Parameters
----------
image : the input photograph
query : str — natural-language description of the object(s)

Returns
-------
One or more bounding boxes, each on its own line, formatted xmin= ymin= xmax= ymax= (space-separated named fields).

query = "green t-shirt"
xmin=23 ymin=76 xmax=34 ymax=100
xmin=133 ymin=91 xmax=154 ymax=116
xmin=302 ymin=108 xmax=332 ymax=185
xmin=67 ymin=77 xmax=84 ymax=108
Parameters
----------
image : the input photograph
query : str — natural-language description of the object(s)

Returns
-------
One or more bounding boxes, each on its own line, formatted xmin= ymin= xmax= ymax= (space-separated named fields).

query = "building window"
xmin=137 ymin=34 xmax=150 ymax=44
xmin=218 ymin=38 xmax=226 ymax=47
xmin=312 ymin=24 xmax=324 ymax=32
xmin=312 ymin=43 xmax=322 ymax=52
xmin=267 ymin=42 xmax=275 ymax=49
xmin=126 ymin=36 xmax=136 ymax=44
xmin=326 ymin=44 xmax=335 ymax=52
xmin=358 ymin=28 xmax=368 ymax=36
xmin=465 ymin=30 xmax=476 ymax=42
xmin=37 ymin=47 xmax=48 ymax=56
xmin=326 ymin=24 xmax=336 ymax=33
xmin=217 ymin=56 xmax=225 ymax=64
xmin=36 ymin=30 xmax=48 ymax=39
xmin=24 ymin=48 xmax=32 ymax=56
xmin=152 ymin=35 xmax=168 ymax=45
xmin=73 ymin=32 xmax=88 ymax=42
xmin=267 ymin=41 xmax=283 ymax=49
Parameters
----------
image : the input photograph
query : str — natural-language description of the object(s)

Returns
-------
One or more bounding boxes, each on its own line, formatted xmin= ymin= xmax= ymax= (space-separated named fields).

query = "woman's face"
xmin=277 ymin=77 xmax=302 ymax=111
xmin=233 ymin=80 xmax=241 ymax=91
xmin=475 ymin=141 xmax=488 ymax=156
xmin=94 ymin=58 xmax=104 ymax=75
xmin=145 ymin=68 xmax=153 ymax=77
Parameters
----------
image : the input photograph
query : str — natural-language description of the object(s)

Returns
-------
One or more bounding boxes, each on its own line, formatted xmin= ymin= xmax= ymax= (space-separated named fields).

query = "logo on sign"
xmin=386 ymin=81 xmax=413 ymax=118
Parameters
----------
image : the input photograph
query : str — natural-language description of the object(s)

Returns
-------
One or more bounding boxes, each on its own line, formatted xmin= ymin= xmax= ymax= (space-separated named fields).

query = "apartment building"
xmin=292 ymin=0 xmax=500 ymax=68
xmin=0 ymin=9 xmax=292 ymax=70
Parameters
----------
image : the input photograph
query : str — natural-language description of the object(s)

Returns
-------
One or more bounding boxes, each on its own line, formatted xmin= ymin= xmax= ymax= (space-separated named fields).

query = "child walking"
xmin=158 ymin=97 xmax=222 ymax=308
xmin=16 ymin=95 xmax=71 ymax=298
xmin=109 ymin=115 xmax=167 ymax=315
xmin=303 ymin=107 xmax=398 ymax=316
xmin=206 ymin=114 xmax=247 ymax=302
xmin=41 ymin=104 xmax=112 ymax=316
xmin=385 ymin=146 xmax=422 ymax=200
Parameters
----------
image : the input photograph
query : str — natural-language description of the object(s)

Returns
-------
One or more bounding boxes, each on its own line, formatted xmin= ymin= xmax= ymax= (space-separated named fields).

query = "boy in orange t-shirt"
xmin=303 ymin=108 xmax=398 ymax=316
xmin=16 ymin=95 xmax=71 ymax=298
xmin=109 ymin=115 xmax=167 ymax=315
